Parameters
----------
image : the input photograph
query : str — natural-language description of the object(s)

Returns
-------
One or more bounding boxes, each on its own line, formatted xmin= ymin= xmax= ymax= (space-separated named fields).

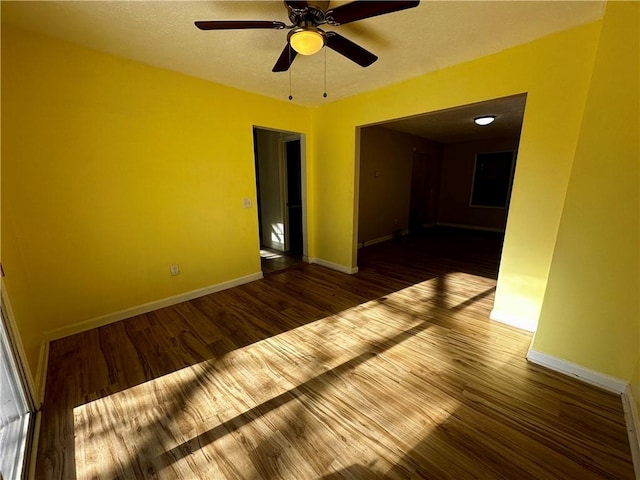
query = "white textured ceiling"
xmin=2 ymin=1 xmax=604 ymax=107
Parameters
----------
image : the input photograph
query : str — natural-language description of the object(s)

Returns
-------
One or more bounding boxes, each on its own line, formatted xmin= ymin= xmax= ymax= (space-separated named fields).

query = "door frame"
xmin=279 ymin=134 xmax=303 ymax=254
xmin=253 ymin=126 xmax=308 ymax=261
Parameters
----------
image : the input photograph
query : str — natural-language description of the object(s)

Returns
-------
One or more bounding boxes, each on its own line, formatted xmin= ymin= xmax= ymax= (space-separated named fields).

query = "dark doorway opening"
xmin=285 ymin=139 xmax=303 ymax=256
xmin=409 ymin=149 xmax=443 ymax=235
xmin=253 ymin=128 xmax=306 ymax=275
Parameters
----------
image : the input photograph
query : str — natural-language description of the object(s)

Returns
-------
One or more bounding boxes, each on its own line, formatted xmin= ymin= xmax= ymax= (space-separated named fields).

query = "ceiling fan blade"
xmin=326 ymin=1 xmax=419 ymax=26
xmin=325 ymin=32 xmax=377 ymax=67
xmin=194 ymin=20 xmax=286 ymax=30
xmin=272 ymin=44 xmax=298 ymax=72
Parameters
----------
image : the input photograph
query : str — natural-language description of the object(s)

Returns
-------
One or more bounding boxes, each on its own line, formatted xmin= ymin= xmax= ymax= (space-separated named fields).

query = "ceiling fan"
xmin=195 ymin=1 xmax=420 ymax=72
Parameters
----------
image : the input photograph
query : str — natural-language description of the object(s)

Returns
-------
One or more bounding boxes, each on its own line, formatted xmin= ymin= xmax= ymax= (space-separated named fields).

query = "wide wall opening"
xmin=355 ymin=93 xmax=527 ymax=317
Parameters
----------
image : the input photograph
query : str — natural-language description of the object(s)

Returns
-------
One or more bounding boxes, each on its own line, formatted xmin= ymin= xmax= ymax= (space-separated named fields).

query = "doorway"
xmin=409 ymin=150 xmax=443 ymax=234
xmin=253 ymin=127 xmax=306 ymax=275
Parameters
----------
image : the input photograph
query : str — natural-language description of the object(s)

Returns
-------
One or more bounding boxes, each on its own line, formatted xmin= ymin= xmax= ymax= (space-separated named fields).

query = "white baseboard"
xmin=358 ymin=230 xmax=410 ymax=249
xmin=526 ymin=349 xmax=628 ymax=394
xmin=490 ymin=309 xmax=537 ymax=332
xmin=27 ymin=410 xmax=42 ymax=480
xmin=34 ymin=340 xmax=49 ymax=406
xmin=309 ymin=258 xmax=358 ymax=274
xmin=622 ymin=385 xmax=640 ymax=478
xmin=436 ymin=222 xmax=505 ymax=233
xmin=45 ymin=271 xmax=264 ymax=342
xmin=358 ymin=234 xmax=393 ymax=249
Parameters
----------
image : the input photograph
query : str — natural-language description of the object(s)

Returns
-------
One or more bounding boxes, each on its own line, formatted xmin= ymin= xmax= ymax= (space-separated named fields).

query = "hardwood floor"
xmin=260 ymin=248 xmax=304 ymax=276
xmin=36 ymin=229 xmax=635 ymax=479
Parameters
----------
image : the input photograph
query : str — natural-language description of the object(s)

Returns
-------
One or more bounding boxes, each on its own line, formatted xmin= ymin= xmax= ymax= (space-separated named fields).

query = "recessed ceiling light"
xmin=474 ymin=116 xmax=496 ymax=126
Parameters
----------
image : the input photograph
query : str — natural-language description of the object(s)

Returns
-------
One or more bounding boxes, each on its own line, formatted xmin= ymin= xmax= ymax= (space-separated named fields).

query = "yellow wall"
xmin=1 ymin=25 xmax=312 ymax=375
xmin=312 ymin=21 xmax=601 ymax=330
xmin=5 ymin=7 xmax=636 ymax=391
xmin=633 ymin=360 xmax=640 ymax=419
xmin=533 ymin=2 xmax=639 ymax=380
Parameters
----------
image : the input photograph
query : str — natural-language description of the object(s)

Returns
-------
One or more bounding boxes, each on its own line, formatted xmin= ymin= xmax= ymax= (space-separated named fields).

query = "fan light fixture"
xmin=289 ymin=27 xmax=325 ymax=55
xmin=474 ymin=116 xmax=496 ymax=126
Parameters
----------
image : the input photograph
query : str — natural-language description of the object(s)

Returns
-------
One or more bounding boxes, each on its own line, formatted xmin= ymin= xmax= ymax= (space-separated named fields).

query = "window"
xmin=470 ymin=151 xmax=515 ymax=208
xmin=0 ymin=302 xmax=35 ymax=480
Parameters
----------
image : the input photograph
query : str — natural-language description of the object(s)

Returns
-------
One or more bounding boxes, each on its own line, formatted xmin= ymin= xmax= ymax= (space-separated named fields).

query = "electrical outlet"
xmin=170 ymin=264 xmax=180 ymax=276
xmin=242 ymin=198 xmax=252 ymax=208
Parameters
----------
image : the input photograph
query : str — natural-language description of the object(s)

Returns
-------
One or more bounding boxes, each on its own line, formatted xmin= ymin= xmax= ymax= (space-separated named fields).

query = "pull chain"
xmin=323 ymin=47 xmax=327 ymax=98
xmin=288 ymin=46 xmax=293 ymax=101
xmin=285 ymin=45 xmax=329 ymax=100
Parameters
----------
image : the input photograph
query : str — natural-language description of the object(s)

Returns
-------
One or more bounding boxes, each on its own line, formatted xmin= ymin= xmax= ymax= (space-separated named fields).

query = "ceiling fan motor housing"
xmin=286 ymin=1 xmax=330 ymax=26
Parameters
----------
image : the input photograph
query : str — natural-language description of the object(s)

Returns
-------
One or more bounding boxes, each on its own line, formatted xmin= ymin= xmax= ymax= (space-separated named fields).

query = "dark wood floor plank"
xmin=35 ymin=228 xmax=635 ymax=479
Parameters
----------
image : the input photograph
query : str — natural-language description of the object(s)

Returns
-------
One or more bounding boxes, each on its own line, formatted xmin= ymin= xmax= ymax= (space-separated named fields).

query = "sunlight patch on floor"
xmin=260 ymin=249 xmax=283 ymax=260
xmin=72 ymin=273 xmax=503 ymax=479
